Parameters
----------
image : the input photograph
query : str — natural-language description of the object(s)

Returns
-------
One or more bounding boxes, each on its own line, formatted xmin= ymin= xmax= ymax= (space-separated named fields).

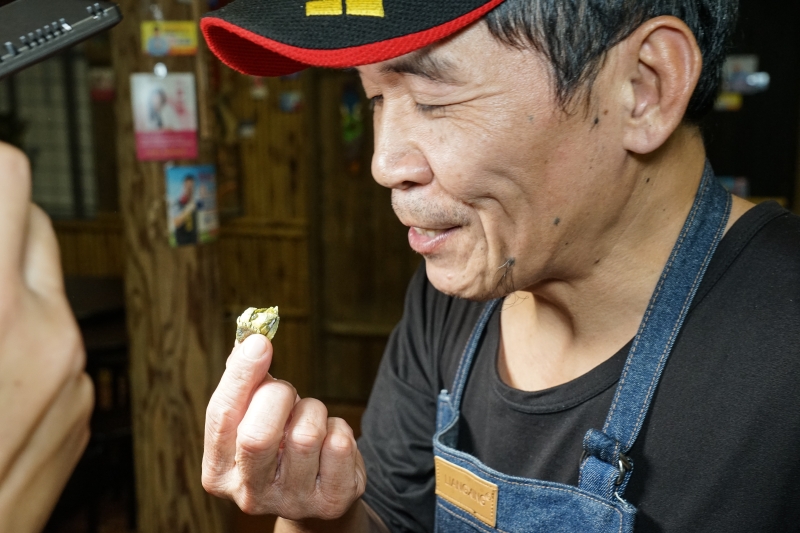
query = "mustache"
xmin=391 ymin=190 xmax=471 ymax=227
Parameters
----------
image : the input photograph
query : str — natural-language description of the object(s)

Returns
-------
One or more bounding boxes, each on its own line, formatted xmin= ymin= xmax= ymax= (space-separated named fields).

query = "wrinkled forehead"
xmin=358 ymin=46 xmax=464 ymax=84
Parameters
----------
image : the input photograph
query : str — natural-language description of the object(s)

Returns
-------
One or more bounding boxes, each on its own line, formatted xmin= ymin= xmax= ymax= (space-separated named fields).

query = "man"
xmin=200 ymin=1 xmax=800 ymax=531
xmin=0 ymin=142 xmax=94 ymax=532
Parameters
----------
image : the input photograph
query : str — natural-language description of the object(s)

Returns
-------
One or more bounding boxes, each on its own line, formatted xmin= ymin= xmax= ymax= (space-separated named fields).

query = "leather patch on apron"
xmin=435 ymin=456 xmax=498 ymax=527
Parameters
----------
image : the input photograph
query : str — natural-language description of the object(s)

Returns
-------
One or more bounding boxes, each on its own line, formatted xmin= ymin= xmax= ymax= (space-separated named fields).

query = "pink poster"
xmin=130 ymin=73 xmax=198 ymax=161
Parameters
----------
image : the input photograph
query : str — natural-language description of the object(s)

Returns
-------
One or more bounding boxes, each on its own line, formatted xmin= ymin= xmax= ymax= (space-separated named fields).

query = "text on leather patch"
xmin=435 ymin=456 xmax=498 ymax=527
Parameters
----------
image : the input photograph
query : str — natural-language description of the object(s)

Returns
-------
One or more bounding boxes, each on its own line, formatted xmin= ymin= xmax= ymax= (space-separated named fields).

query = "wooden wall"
xmin=315 ymin=70 xmax=420 ymax=404
xmin=54 ymin=30 xmax=417 ymax=533
xmin=215 ymin=68 xmax=315 ymax=396
xmin=55 ymin=215 xmax=123 ymax=277
xmin=210 ymin=66 xmax=418 ymax=405
xmin=111 ymin=0 xmax=229 ymax=531
xmin=55 ymin=68 xmax=418 ymax=404
xmin=215 ymin=66 xmax=416 ymax=533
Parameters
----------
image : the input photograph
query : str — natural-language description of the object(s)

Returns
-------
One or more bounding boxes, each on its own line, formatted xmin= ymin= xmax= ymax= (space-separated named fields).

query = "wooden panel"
xmin=227 ymin=73 xmax=311 ymax=221
xmin=318 ymin=70 xmax=419 ymax=325
xmin=89 ymin=99 xmax=120 ymax=214
xmin=218 ymin=227 xmax=310 ymax=314
xmin=321 ymin=335 xmax=387 ymax=402
xmin=219 ymin=314 xmax=312 ymax=398
xmin=314 ymin=70 xmax=419 ymax=402
xmin=214 ymin=68 xmax=314 ymax=405
xmin=54 ymin=215 xmax=123 ymax=277
xmin=111 ymin=0 xmax=230 ymax=531
xmin=327 ymin=402 xmax=366 ymax=439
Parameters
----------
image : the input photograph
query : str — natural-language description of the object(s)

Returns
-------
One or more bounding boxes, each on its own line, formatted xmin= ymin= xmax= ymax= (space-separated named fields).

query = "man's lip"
xmin=410 ymin=226 xmax=456 ymax=237
xmin=407 ymin=226 xmax=460 ymax=255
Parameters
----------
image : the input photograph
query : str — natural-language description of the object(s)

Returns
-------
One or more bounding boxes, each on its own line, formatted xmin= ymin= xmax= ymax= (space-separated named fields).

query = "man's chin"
xmin=424 ymin=262 xmax=503 ymax=302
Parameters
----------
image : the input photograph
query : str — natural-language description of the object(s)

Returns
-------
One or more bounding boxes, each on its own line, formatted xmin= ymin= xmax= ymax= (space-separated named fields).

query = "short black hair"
xmin=485 ymin=0 xmax=738 ymax=122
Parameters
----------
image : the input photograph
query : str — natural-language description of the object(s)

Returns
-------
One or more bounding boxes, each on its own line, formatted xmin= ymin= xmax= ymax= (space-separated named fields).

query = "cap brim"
xmin=201 ymin=0 xmax=504 ymax=77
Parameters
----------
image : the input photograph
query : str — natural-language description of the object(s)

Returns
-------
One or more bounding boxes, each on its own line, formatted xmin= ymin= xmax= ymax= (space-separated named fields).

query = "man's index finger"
xmin=206 ymin=335 xmax=274 ymax=445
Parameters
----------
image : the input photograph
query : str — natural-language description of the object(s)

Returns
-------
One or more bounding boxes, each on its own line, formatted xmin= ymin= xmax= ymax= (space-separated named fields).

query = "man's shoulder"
xmin=700 ymin=202 xmax=800 ymax=302
xmin=732 ymin=203 xmax=800 ymax=293
xmin=686 ymin=202 xmax=800 ymax=361
xmin=742 ymin=202 xmax=800 ymax=253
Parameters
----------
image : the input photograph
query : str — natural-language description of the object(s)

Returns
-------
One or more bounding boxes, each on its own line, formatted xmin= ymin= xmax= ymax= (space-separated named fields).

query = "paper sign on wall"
xmin=141 ymin=21 xmax=199 ymax=56
xmin=131 ymin=73 xmax=198 ymax=161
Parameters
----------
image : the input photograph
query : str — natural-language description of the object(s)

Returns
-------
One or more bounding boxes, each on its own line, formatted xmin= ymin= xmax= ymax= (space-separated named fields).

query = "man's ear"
xmin=619 ymin=16 xmax=703 ymax=155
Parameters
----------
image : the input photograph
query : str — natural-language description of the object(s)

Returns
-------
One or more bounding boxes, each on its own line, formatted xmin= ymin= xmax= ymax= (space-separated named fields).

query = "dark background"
xmin=703 ymin=0 xmax=800 ymax=203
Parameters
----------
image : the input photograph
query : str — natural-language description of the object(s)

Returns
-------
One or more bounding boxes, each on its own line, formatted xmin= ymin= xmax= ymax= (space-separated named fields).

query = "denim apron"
xmin=433 ymin=165 xmax=731 ymax=533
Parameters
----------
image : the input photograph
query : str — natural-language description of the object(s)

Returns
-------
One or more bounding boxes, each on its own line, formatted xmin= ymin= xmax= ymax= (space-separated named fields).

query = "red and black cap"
xmin=201 ymin=0 xmax=506 ymax=77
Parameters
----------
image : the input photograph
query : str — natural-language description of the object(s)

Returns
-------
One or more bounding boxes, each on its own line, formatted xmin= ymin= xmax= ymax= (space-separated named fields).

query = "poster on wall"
xmin=131 ymin=73 xmax=198 ymax=161
xmin=165 ymin=164 xmax=219 ymax=247
xmin=140 ymin=21 xmax=199 ymax=56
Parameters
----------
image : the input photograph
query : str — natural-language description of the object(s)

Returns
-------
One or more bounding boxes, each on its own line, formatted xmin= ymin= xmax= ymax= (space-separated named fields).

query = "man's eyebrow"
xmin=379 ymin=51 xmax=463 ymax=85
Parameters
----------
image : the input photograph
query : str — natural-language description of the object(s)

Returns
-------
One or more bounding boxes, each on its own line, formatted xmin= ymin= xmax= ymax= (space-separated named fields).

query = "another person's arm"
xmin=0 ymin=142 xmax=94 ymax=532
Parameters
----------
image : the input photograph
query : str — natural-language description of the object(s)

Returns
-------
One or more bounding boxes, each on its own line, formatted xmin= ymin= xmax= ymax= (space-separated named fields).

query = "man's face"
xmin=359 ymin=22 xmax=633 ymax=301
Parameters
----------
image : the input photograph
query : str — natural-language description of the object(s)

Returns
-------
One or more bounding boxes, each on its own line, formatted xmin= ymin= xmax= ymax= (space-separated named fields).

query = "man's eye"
xmin=369 ymin=95 xmax=384 ymax=110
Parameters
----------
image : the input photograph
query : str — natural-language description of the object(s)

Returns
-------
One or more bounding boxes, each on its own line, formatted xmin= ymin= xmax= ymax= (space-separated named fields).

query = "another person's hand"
xmin=202 ymin=335 xmax=367 ymax=525
xmin=0 ymin=143 xmax=94 ymax=532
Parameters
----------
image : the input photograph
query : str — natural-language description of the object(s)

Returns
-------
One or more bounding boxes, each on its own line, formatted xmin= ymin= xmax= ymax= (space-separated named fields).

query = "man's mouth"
xmin=411 ymin=227 xmax=449 ymax=238
xmin=407 ymin=226 xmax=459 ymax=254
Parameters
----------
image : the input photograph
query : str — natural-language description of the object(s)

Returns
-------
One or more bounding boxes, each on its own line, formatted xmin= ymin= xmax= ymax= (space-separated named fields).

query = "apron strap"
xmin=580 ymin=163 xmax=732 ymax=500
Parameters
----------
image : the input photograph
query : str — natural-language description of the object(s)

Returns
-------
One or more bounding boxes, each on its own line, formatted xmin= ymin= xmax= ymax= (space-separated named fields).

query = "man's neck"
xmin=498 ymin=127 xmax=752 ymax=392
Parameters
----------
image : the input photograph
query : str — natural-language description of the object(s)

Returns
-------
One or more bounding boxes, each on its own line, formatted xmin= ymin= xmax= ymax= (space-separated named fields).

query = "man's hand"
xmin=202 ymin=335 xmax=367 ymax=523
xmin=0 ymin=143 xmax=94 ymax=533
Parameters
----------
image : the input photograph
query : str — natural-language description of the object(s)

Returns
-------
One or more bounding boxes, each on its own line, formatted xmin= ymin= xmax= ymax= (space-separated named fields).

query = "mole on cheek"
xmin=554 ymin=217 xmax=561 ymax=226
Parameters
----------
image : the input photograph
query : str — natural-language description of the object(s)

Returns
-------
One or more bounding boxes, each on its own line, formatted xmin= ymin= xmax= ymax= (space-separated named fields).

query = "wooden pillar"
xmin=110 ymin=1 xmax=230 ymax=531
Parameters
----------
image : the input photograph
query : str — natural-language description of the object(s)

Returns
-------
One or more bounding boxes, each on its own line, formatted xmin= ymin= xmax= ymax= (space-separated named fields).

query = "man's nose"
xmin=371 ymin=110 xmax=433 ymax=190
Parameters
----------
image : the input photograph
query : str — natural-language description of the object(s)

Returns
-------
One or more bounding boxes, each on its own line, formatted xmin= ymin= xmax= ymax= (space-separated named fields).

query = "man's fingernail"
xmin=242 ymin=335 xmax=268 ymax=360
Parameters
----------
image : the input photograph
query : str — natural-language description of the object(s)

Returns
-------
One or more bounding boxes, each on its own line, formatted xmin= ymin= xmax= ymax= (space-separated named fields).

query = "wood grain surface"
xmin=58 ymin=18 xmax=418 ymax=531
xmin=315 ymin=70 xmax=420 ymax=402
xmin=215 ymin=70 xmax=315 ymax=399
xmin=110 ymin=0 xmax=230 ymax=531
xmin=55 ymin=215 xmax=123 ymax=277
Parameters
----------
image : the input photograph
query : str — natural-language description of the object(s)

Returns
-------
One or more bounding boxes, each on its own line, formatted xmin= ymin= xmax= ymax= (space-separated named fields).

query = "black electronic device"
xmin=0 ymin=0 xmax=122 ymax=79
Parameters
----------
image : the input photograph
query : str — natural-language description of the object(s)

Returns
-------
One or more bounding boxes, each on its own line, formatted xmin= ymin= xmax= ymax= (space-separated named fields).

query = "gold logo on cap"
xmin=306 ymin=0 xmax=384 ymax=17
